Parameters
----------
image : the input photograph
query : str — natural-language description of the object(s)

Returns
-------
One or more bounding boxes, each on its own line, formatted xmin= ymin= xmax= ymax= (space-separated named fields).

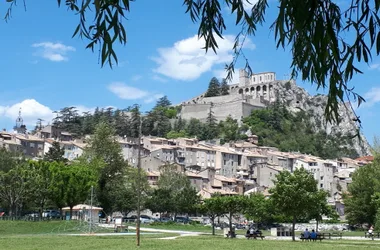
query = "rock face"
xmin=181 ymin=70 xmax=371 ymax=157
xmin=274 ymin=80 xmax=371 ymax=156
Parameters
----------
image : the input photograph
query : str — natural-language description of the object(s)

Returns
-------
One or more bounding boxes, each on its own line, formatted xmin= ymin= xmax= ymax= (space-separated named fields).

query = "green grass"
xmin=1 ymin=235 xmax=380 ymax=250
xmin=0 ymin=221 xmax=375 ymax=250
xmin=0 ymin=220 xmax=84 ymax=235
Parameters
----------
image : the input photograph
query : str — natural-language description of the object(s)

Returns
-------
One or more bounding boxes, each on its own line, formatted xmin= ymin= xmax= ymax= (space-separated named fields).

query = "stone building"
xmin=294 ymin=156 xmax=336 ymax=193
xmin=180 ymin=69 xmax=288 ymax=123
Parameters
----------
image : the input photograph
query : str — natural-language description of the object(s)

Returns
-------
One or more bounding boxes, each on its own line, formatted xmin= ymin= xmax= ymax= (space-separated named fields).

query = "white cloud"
xmin=224 ymin=0 xmax=259 ymax=13
xmin=108 ymin=82 xmax=150 ymax=100
xmin=32 ymin=42 xmax=76 ymax=62
xmin=0 ymin=99 xmax=55 ymax=126
xmin=131 ymin=75 xmax=142 ymax=81
xmin=213 ymin=69 xmax=240 ymax=84
xmin=108 ymin=82 xmax=163 ymax=104
xmin=363 ymin=87 xmax=380 ymax=107
xmin=74 ymin=105 xmax=97 ymax=114
xmin=152 ymin=75 xmax=168 ymax=83
xmin=243 ymin=0 xmax=259 ymax=12
xmin=152 ymin=34 xmax=255 ymax=81
xmin=369 ymin=63 xmax=380 ymax=70
xmin=144 ymin=94 xmax=164 ymax=104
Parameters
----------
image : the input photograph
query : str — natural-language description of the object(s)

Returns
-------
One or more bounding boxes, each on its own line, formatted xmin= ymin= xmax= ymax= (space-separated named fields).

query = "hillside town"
xmin=0 ymin=117 xmax=373 ymax=219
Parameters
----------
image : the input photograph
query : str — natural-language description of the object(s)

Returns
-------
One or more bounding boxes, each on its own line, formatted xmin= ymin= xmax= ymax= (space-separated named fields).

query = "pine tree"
xmin=205 ymin=77 xmax=220 ymax=97
xmin=220 ymin=78 xmax=229 ymax=95
xmin=203 ymin=105 xmax=219 ymax=140
xmin=128 ymin=105 xmax=141 ymax=138
xmin=154 ymin=96 xmax=171 ymax=109
xmin=44 ymin=141 xmax=67 ymax=163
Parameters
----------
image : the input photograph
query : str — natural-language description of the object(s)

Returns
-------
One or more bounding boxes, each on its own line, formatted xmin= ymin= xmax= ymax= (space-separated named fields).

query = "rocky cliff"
xmin=274 ymin=80 xmax=371 ymax=156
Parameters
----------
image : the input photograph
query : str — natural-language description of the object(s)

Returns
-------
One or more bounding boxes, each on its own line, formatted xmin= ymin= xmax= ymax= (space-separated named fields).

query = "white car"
xmin=140 ymin=215 xmax=154 ymax=224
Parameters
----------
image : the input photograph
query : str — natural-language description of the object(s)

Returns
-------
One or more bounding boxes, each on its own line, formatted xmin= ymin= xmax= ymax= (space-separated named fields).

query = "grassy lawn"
xmin=0 ymin=221 xmax=375 ymax=250
xmin=2 ymin=235 xmax=380 ymax=250
xmin=0 ymin=220 xmax=85 ymax=235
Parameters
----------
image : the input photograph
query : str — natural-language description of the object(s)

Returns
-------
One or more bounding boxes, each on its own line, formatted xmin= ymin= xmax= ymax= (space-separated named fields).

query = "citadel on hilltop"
xmin=180 ymin=69 xmax=290 ymax=122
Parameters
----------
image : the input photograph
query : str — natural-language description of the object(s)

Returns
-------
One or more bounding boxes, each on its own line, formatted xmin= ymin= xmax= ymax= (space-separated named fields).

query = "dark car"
xmin=158 ymin=217 xmax=172 ymax=223
xmin=123 ymin=215 xmax=137 ymax=223
xmin=43 ymin=210 xmax=61 ymax=219
xmin=175 ymin=216 xmax=192 ymax=224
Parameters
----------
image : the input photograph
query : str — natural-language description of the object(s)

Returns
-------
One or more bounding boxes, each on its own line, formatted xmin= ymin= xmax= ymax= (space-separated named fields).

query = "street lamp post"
xmin=136 ymin=115 xmax=142 ymax=247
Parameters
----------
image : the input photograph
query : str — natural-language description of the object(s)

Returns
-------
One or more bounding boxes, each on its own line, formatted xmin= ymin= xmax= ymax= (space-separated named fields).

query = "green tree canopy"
xmin=269 ymin=168 xmax=319 ymax=241
xmin=156 ymin=164 xmax=200 ymax=216
xmin=63 ymin=160 xmax=97 ymax=218
xmin=220 ymin=79 xmax=229 ymax=96
xmin=154 ymin=96 xmax=172 ymax=109
xmin=205 ymin=77 xmax=220 ymax=97
xmin=243 ymin=101 xmax=359 ymax=159
xmin=85 ymin=121 xmax=127 ymax=213
xmin=219 ymin=195 xmax=249 ymax=235
xmin=199 ymin=194 xmax=228 ymax=235
xmin=44 ymin=141 xmax=67 ymax=163
xmin=344 ymin=159 xmax=380 ymax=226
xmin=244 ymin=192 xmax=273 ymax=226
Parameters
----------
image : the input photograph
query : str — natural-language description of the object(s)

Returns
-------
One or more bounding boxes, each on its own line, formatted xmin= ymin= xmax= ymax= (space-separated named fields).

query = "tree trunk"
xmin=9 ymin=204 xmax=12 ymax=218
xmin=316 ymin=219 xmax=319 ymax=232
xmin=211 ymin=215 xmax=215 ymax=235
xmin=292 ymin=216 xmax=296 ymax=241
xmin=39 ymin=206 xmax=43 ymax=220
xmin=70 ymin=206 xmax=73 ymax=220
xmin=229 ymin=212 xmax=233 ymax=237
xmin=59 ymin=207 xmax=63 ymax=220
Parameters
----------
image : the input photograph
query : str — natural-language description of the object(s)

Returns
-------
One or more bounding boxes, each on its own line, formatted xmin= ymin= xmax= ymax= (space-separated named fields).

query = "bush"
xmin=189 ymin=220 xmax=200 ymax=225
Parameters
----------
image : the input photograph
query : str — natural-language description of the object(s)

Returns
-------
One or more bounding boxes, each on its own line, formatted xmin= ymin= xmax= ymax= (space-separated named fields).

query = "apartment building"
xmin=0 ymin=131 xmax=22 ymax=152
xmin=15 ymin=134 xmax=45 ymax=158
xmin=295 ymin=156 xmax=336 ymax=192
xmin=44 ymin=139 xmax=86 ymax=161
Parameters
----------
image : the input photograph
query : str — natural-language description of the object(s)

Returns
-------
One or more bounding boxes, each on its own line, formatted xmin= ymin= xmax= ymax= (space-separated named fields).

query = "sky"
xmin=0 ymin=0 xmax=378 ymax=144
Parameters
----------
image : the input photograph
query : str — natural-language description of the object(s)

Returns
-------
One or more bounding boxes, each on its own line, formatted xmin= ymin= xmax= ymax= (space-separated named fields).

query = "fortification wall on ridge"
xmin=181 ymin=100 xmax=266 ymax=123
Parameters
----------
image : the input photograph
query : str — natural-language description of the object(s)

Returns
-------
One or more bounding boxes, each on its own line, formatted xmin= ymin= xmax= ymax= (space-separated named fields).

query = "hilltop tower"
xmin=13 ymin=108 xmax=26 ymax=134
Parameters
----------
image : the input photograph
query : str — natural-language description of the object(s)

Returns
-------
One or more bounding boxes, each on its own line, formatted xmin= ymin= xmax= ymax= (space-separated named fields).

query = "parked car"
xmin=123 ymin=215 xmax=154 ymax=224
xmin=42 ymin=210 xmax=61 ymax=219
xmin=175 ymin=216 xmax=192 ymax=224
xmin=140 ymin=215 xmax=154 ymax=224
xmin=158 ymin=217 xmax=172 ymax=223
xmin=123 ymin=215 xmax=137 ymax=223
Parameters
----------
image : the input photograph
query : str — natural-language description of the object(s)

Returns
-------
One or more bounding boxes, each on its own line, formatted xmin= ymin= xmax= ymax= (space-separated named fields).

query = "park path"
xmin=128 ymin=226 xmax=207 ymax=240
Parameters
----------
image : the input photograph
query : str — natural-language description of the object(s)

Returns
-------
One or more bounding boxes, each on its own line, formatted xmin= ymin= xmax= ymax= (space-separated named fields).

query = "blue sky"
xmin=0 ymin=0 xmax=378 ymax=144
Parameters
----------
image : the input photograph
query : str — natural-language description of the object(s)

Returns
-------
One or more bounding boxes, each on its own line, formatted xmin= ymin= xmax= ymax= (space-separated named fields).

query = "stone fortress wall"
xmin=180 ymin=69 xmax=288 ymax=122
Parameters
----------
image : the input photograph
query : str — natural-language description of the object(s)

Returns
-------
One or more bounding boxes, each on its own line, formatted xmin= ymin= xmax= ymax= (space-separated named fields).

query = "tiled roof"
xmin=355 ymin=155 xmax=374 ymax=162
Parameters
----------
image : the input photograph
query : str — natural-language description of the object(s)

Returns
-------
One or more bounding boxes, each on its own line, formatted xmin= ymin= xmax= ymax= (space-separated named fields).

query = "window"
xmin=320 ymin=176 xmax=324 ymax=180
xmin=320 ymin=184 xmax=323 ymax=188
xmin=30 ymin=143 xmax=35 ymax=148
xmin=260 ymin=76 xmax=262 ymax=81
xmin=270 ymin=172 xmax=272 ymax=177
xmin=224 ymin=160 xmax=227 ymax=165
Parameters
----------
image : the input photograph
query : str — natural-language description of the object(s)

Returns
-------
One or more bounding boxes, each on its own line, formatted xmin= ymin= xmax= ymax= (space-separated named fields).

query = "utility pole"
xmin=89 ymin=185 xmax=93 ymax=234
xmin=136 ymin=114 xmax=142 ymax=247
